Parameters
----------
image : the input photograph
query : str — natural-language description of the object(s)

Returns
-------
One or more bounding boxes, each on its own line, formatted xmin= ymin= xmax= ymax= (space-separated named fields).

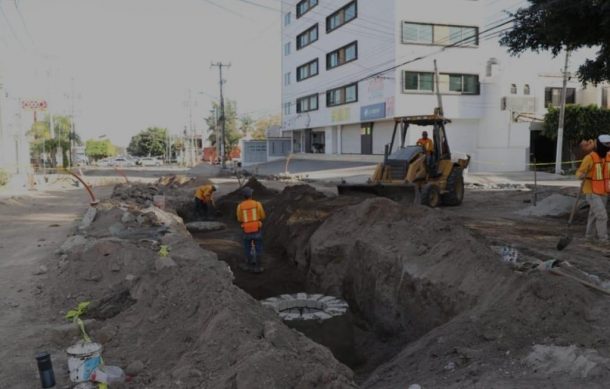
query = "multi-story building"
xmin=280 ymin=0 xmax=609 ymax=172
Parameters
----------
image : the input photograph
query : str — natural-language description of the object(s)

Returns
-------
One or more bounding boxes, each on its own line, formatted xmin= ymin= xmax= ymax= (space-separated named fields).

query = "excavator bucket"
xmin=337 ymin=182 xmax=419 ymax=205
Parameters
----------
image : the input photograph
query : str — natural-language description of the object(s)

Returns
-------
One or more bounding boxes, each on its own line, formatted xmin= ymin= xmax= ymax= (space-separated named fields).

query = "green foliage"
xmin=252 ymin=114 xmax=281 ymax=140
xmin=65 ymin=301 xmax=90 ymax=321
xmin=500 ymin=1 xmax=610 ymax=84
xmin=0 ymin=169 xmax=8 ymax=186
xmin=85 ymin=139 xmax=117 ymax=160
xmin=205 ymin=100 xmax=242 ymax=154
xmin=544 ymin=105 xmax=610 ymax=147
xmin=27 ymin=115 xmax=79 ymax=168
xmin=127 ymin=127 xmax=168 ymax=157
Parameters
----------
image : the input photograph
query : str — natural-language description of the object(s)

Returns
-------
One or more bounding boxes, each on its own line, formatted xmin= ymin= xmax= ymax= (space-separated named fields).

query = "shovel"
xmin=557 ymin=180 xmax=585 ymax=250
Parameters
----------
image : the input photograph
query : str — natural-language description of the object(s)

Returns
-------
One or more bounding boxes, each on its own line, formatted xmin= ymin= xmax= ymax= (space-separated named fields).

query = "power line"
xmin=13 ymin=0 xmax=35 ymax=45
xmin=0 ymin=1 xmax=24 ymax=48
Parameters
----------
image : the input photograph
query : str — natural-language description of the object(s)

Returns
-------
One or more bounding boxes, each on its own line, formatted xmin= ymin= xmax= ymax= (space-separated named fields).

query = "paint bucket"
xmin=66 ymin=341 xmax=103 ymax=383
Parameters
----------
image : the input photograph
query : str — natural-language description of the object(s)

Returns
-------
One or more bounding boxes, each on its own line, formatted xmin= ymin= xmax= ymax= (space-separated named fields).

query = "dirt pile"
xmin=41 ymin=194 xmax=356 ymax=388
xmin=111 ymin=183 xmax=161 ymax=206
xmin=214 ymin=177 xmax=280 ymax=217
xmin=517 ymin=193 xmax=576 ymax=217
xmin=263 ymin=190 xmax=610 ymax=387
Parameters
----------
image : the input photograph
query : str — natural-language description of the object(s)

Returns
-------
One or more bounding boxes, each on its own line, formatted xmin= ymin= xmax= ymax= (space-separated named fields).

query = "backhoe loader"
xmin=337 ymin=114 xmax=470 ymax=207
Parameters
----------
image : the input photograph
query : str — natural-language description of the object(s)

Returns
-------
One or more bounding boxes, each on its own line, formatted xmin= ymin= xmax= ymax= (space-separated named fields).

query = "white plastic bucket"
xmin=66 ymin=341 xmax=103 ymax=383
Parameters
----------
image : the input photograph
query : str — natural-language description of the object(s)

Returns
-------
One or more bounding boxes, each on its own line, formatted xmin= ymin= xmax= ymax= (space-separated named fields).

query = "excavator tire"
xmin=442 ymin=166 xmax=464 ymax=206
xmin=421 ymin=183 xmax=441 ymax=208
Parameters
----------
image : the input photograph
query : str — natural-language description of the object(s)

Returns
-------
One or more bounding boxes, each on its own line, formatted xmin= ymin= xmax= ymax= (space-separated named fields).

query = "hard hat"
xmin=598 ymin=134 xmax=610 ymax=146
xmin=242 ymin=187 xmax=253 ymax=197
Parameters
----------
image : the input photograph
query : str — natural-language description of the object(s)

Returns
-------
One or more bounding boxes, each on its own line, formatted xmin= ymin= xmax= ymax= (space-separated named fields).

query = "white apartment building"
xmin=280 ymin=0 xmax=609 ymax=172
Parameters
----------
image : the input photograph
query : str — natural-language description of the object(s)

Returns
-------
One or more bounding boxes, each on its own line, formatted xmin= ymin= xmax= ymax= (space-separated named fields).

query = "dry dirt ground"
xmin=0 ymin=186 xmax=113 ymax=387
xmin=2 ymin=176 xmax=610 ymax=389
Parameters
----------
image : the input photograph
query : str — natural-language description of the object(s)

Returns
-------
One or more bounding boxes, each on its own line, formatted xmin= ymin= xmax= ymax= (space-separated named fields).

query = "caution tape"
xmin=452 ymin=150 xmax=583 ymax=168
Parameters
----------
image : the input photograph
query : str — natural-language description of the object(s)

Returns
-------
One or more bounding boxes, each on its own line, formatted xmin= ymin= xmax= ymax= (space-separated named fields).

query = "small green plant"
xmin=0 ymin=169 xmax=8 ymax=187
xmin=66 ymin=301 xmax=91 ymax=342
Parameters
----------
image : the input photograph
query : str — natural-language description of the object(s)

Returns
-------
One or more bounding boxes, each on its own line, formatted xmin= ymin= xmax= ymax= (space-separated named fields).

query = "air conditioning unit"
xmin=500 ymin=96 xmax=536 ymax=113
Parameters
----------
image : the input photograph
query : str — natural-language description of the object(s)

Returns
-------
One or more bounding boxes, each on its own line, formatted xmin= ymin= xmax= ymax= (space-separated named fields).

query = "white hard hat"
xmin=598 ymin=134 xmax=610 ymax=146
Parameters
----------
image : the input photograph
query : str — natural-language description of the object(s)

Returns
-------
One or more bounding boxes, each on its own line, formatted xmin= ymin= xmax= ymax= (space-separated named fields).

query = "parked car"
xmin=137 ymin=157 xmax=163 ymax=167
xmin=110 ymin=157 xmax=136 ymax=167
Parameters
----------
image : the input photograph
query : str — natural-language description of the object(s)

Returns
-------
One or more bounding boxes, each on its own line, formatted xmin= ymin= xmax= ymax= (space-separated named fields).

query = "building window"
xmin=545 ymin=87 xmax=576 ymax=107
xmin=403 ymin=71 xmax=480 ymax=94
xmin=524 ymin=84 xmax=530 ymax=95
xmin=326 ymin=83 xmax=358 ymax=107
xmin=297 ymin=59 xmax=319 ymax=82
xmin=283 ymin=102 xmax=291 ymax=115
xmin=296 ymin=94 xmax=318 ymax=113
xmin=326 ymin=41 xmax=358 ymax=70
xmin=404 ymin=71 xmax=434 ymax=92
xmin=297 ymin=24 xmax=318 ymax=50
xmin=297 ymin=0 xmax=317 ymax=18
xmin=448 ymin=74 xmax=479 ymax=94
xmin=510 ymin=84 xmax=517 ymax=94
xmin=284 ymin=42 xmax=291 ymax=56
xmin=284 ymin=72 xmax=291 ymax=86
xmin=327 ymin=1 xmax=357 ymax=33
xmin=402 ymin=22 xmax=478 ymax=47
xmin=284 ymin=12 xmax=291 ymax=26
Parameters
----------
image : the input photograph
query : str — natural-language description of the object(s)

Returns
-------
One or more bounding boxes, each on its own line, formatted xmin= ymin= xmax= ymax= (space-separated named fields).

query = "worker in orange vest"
xmin=194 ymin=184 xmax=217 ymax=219
xmin=236 ymin=187 xmax=266 ymax=273
xmin=417 ymin=131 xmax=435 ymax=173
xmin=416 ymin=131 xmax=434 ymax=155
xmin=576 ymin=134 xmax=610 ymax=244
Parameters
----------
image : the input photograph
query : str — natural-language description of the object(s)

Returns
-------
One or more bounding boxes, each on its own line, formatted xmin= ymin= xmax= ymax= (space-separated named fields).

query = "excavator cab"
xmin=337 ymin=114 xmax=470 ymax=207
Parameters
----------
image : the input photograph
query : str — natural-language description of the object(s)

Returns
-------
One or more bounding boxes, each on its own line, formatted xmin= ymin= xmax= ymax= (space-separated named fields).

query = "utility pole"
xmin=433 ymin=59 xmax=444 ymax=116
xmin=211 ymin=62 xmax=230 ymax=168
xmin=555 ymin=50 xmax=571 ymax=175
xmin=70 ymin=76 xmax=76 ymax=168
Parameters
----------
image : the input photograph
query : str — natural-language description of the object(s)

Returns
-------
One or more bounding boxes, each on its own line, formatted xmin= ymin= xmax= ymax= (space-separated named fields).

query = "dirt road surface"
xmin=0 ymin=187 xmax=112 ymax=388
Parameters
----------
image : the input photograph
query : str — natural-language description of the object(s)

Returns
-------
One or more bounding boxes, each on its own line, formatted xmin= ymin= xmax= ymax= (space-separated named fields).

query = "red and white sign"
xmin=21 ymin=99 xmax=48 ymax=112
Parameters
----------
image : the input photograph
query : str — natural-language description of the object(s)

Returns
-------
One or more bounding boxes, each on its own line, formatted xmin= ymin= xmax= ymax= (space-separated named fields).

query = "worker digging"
xmin=194 ymin=183 xmax=217 ymax=220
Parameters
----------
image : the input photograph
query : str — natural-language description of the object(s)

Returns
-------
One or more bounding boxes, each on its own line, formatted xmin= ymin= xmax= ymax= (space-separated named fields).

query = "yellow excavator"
xmin=337 ymin=113 xmax=470 ymax=207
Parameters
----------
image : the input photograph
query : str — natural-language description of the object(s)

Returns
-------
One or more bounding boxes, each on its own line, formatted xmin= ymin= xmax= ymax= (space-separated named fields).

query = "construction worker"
xmin=417 ymin=131 xmax=435 ymax=173
xmin=236 ymin=187 xmax=266 ymax=273
xmin=576 ymin=134 xmax=610 ymax=244
xmin=194 ymin=184 xmax=217 ymax=219
xmin=416 ymin=131 xmax=434 ymax=155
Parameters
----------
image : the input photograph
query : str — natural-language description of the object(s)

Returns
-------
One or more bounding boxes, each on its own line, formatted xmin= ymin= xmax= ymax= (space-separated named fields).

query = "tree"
xmin=85 ymin=139 xmax=117 ymax=161
xmin=239 ymin=114 xmax=255 ymax=138
xmin=204 ymin=100 xmax=242 ymax=156
xmin=127 ymin=127 xmax=168 ymax=157
xmin=544 ymin=105 xmax=610 ymax=143
xmin=500 ymin=1 xmax=610 ymax=84
xmin=252 ymin=114 xmax=281 ymax=140
xmin=27 ymin=114 xmax=79 ymax=168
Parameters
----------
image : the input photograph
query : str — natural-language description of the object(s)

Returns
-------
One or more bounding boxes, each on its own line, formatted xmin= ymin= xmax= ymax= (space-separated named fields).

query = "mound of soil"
xmin=41 ymin=195 xmax=356 ymax=388
xmin=111 ymin=183 xmax=161 ymax=206
xmin=215 ymin=177 xmax=279 ymax=218
xmin=263 ymin=190 xmax=610 ymax=387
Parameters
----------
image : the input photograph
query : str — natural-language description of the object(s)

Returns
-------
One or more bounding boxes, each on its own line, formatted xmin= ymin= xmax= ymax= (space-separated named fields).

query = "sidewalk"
xmin=465 ymin=171 xmax=578 ymax=188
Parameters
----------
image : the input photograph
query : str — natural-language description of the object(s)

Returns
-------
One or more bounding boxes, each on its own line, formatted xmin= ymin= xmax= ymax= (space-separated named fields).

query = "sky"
xmin=0 ymin=0 xmax=591 ymax=147
xmin=0 ymin=0 xmax=283 ymax=146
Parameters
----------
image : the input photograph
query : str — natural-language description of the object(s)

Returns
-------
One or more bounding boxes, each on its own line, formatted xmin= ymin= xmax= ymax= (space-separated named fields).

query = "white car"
xmin=110 ymin=157 xmax=135 ymax=167
xmin=138 ymin=157 xmax=163 ymax=167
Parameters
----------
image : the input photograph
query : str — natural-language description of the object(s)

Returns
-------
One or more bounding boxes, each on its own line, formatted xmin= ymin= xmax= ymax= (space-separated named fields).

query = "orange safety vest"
xmin=239 ymin=199 xmax=263 ymax=233
xmin=588 ymin=152 xmax=610 ymax=195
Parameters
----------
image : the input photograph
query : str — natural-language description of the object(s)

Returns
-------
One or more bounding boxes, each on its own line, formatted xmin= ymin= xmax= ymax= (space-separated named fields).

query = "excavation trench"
xmin=190 ymin=202 xmax=464 ymax=383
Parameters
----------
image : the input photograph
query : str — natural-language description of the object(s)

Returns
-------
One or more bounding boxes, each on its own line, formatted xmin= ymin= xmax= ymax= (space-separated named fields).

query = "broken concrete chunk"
xmin=185 ymin=221 xmax=227 ymax=232
xmin=33 ymin=265 xmax=48 ymax=275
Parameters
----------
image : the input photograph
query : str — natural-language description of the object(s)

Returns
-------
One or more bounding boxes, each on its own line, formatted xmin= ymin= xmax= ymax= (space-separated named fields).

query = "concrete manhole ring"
xmin=261 ymin=293 xmax=348 ymax=321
